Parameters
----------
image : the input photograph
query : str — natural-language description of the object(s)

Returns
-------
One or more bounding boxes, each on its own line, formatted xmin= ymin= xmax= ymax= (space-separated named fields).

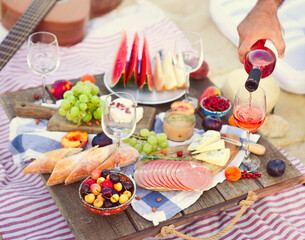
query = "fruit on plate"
xmin=225 ymin=166 xmax=241 ymax=181
xmin=125 ymin=32 xmax=139 ymax=85
xmin=154 ymin=52 xmax=165 ymax=91
xmin=51 ymin=80 xmax=73 ymax=100
xmin=139 ymin=34 xmax=153 ymax=91
xmin=92 ymin=132 xmax=113 ymax=147
xmin=111 ymin=30 xmax=128 ymax=87
xmin=81 ymin=74 xmax=95 ymax=84
xmin=163 ymin=51 xmax=178 ymax=90
xmin=174 ymin=52 xmax=186 ymax=88
xmin=190 ymin=60 xmax=209 ymax=79
xmin=170 ymin=101 xmax=195 ymax=115
xmin=61 ymin=131 xmax=89 ymax=148
xmin=266 ymin=159 xmax=286 ymax=177
xmin=202 ymin=115 xmax=222 ymax=131
xmin=198 ymin=86 xmax=221 ymax=106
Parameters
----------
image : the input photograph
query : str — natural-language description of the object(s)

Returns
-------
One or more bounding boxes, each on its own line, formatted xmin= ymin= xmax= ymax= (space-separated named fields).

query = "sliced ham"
xmin=175 ymin=161 xmax=213 ymax=191
xmin=133 ymin=160 xmax=213 ymax=192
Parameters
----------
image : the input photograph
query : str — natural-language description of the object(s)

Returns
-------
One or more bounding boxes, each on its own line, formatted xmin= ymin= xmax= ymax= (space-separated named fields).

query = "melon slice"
xmin=163 ymin=51 xmax=177 ymax=90
xmin=111 ymin=31 xmax=128 ymax=88
xmin=174 ymin=52 xmax=186 ymax=88
xmin=153 ymin=52 xmax=165 ymax=91
xmin=139 ymin=35 xmax=153 ymax=91
xmin=125 ymin=32 xmax=139 ymax=86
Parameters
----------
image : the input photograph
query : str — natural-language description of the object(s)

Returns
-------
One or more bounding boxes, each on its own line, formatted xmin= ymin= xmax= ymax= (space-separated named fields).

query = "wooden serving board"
xmin=0 ymin=74 xmax=157 ymax=134
xmin=136 ymin=133 xmax=239 ymax=177
xmin=47 ymin=106 xmax=156 ymax=134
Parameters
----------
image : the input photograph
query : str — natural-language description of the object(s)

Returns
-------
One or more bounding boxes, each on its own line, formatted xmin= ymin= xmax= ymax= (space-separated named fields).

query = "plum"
xmin=103 ymin=199 xmax=114 ymax=208
xmin=202 ymin=115 xmax=222 ymax=131
xmin=80 ymin=184 xmax=90 ymax=194
xmin=101 ymin=169 xmax=110 ymax=178
xmin=92 ymin=132 xmax=112 ymax=147
xmin=123 ymin=181 xmax=133 ymax=192
xmin=109 ymin=173 xmax=120 ymax=183
xmin=266 ymin=159 xmax=286 ymax=177
xmin=102 ymin=187 xmax=112 ymax=198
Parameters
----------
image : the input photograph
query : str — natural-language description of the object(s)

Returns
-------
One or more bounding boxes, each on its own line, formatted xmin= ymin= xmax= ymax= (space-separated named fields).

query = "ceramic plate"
xmin=103 ymin=71 xmax=185 ymax=105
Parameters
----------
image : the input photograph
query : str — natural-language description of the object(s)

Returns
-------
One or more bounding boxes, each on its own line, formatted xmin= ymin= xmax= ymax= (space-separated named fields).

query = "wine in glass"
xmin=102 ymin=92 xmax=136 ymax=170
xmin=27 ymin=32 xmax=60 ymax=104
xmin=233 ymin=86 xmax=266 ymax=172
xmin=244 ymin=39 xmax=276 ymax=92
xmin=174 ymin=31 xmax=203 ymax=108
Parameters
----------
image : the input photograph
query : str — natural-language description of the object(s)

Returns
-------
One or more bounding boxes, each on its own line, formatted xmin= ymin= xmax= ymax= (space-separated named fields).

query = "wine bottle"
xmin=244 ymin=39 xmax=276 ymax=92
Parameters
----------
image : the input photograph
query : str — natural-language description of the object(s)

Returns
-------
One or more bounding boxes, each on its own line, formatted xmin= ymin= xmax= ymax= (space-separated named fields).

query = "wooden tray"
xmin=0 ymin=74 xmax=157 ymax=134
xmin=3 ymin=76 xmax=305 ymax=240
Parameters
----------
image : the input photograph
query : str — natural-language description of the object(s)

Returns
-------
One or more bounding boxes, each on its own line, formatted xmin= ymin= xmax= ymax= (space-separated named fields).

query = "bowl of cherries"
xmin=200 ymin=95 xmax=231 ymax=118
xmin=79 ymin=169 xmax=136 ymax=215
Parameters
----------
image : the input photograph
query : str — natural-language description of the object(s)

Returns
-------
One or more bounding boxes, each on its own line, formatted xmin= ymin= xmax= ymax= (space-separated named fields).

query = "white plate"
xmin=103 ymin=71 xmax=185 ymax=105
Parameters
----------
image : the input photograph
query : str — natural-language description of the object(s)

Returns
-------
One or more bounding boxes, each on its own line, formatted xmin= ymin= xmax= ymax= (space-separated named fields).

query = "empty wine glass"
xmin=27 ymin=32 xmax=60 ymax=104
xmin=173 ymin=31 xmax=203 ymax=108
xmin=102 ymin=92 xmax=136 ymax=170
xmin=233 ymin=86 xmax=266 ymax=171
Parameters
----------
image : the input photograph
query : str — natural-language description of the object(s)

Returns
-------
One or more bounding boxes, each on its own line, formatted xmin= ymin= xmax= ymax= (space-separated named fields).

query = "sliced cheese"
xmin=192 ymin=139 xmax=225 ymax=154
xmin=187 ymin=130 xmax=220 ymax=151
xmin=193 ymin=148 xmax=231 ymax=167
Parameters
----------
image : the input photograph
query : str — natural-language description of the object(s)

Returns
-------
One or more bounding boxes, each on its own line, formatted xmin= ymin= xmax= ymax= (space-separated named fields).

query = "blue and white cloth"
xmin=8 ymin=113 xmax=260 ymax=226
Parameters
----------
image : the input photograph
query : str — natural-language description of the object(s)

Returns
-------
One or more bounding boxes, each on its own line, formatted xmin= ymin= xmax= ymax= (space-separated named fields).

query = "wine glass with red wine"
xmin=244 ymin=39 xmax=276 ymax=92
xmin=233 ymin=86 xmax=266 ymax=171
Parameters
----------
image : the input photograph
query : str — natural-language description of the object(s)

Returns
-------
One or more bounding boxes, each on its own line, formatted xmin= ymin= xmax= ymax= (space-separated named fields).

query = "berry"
xmin=176 ymin=150 xmax=183 ymax=157
xmin=33 ymin=93 xmax=40 ymax=100
xmin=202 ymin=95 xmax=230 ymax=112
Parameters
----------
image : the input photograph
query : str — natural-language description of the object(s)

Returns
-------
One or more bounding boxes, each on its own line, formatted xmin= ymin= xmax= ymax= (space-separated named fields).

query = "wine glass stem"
xmin=184 ymin=72 xmax=190 ymax=100
xmin=41 ymin=74 xmax=47 ymax=103
xmin=114 ymin=139 xmax=121 ymax=171
xmin=245 ymin=130 xmax=250 ymax=160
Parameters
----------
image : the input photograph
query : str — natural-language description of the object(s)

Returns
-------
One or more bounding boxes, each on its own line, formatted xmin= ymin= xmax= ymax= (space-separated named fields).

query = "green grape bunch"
xmin=122 ymin=128 xmax=168 ymax=154
xmin=58 ymin=81 xmax=104 ymax=125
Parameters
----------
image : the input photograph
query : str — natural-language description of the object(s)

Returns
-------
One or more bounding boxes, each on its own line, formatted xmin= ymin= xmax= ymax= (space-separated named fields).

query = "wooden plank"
xmin=40 ymin=173 xmax=137 ymax=240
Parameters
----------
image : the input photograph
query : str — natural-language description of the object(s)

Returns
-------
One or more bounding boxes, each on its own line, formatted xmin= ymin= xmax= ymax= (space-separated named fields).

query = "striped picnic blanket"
xmin=1 ymin=1 xmax=305 ymax=240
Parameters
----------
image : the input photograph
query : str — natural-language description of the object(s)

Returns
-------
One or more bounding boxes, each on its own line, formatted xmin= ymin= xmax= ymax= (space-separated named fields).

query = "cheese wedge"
xmin=192 ymin=139 xmax=225 ymax=154
xmin=193 ymin=148 xmax=231 ymax=167
xmin=187 ymin=130 xmax=220 ymax=151
xmin=163 ymin=51 xmax=178 ymax=90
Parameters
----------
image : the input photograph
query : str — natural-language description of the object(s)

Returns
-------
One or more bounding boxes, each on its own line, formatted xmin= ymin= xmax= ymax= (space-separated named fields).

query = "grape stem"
xmin=131 ymin=133 xmax=148 ymax=140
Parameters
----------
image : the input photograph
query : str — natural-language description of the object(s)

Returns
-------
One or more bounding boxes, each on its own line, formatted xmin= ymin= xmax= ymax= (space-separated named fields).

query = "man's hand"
xmin=237 ymin=0 xmax=285 ymax=63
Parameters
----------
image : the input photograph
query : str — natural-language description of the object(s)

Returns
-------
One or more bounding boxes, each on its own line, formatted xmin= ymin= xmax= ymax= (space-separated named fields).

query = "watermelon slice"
xmin=139 ymin=35 xmax=153 ymax=91
xmin=153 ymin=52 xmax=165 ymax=91
xmin=125 ymin=32 xmax=139 ymax=85
xmin=111 ymin=31 xmax=128 ymax=88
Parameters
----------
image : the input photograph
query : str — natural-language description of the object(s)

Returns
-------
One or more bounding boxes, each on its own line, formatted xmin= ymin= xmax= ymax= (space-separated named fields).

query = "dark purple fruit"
xmin=103 ymin=199 xmax=114 ymax=208
xmin=92 ymin=132 xmax=113 ymax=147
xmin=202 ymin=115 xmax=222 ymax=131
xmin=119 ymin=178 xmax=126 ymax=185
xmin=102 ymin=187 xmax=112 ymax=198
xmin=109 ymin=173 xmax=120 ymax=183
xmin=80 ymin=184 xmax=90 ymax=193
xmin=101 ymin=169 xmax=110 ymax=178
xmin=123 ymin=181 xmax=133 ymax=192
xmin=266 ymin=159 xmax=286 ymax=177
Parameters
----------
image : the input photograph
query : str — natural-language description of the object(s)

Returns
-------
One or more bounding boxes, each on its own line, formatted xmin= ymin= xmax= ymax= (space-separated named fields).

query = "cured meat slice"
xmin=146 ymin=161 xmax=163 ymax=189
xmin=171 ymin=161 xmax=193 ymax=191
xmin=135 ymin=165 xmax=153 ymax=189
xmin=156 ymin=160 xmax=173 ymax=189
xmin=162 ymin=161 xmax=180 ymax=190
xmin=139 ymin=163 xmax=156 ymax=189
xmin=176 ymin=161 xmax=213 ymax=191
xmin=133 ymin=167 xmax=147 ymax=189
xmin=152 ymin=161 xmax=167 ymax=189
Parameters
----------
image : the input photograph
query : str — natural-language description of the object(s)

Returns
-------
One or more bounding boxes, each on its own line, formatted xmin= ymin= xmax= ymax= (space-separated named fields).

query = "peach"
xmin=61 ymin=131 xmax=88 ymax=149
xmin=170 ymin=101 xmax=195 ymax=115
xmin=51 ymin=80 xmax=73 ymax=100
xmin=198 ymin=86 xmax=221 ymax=106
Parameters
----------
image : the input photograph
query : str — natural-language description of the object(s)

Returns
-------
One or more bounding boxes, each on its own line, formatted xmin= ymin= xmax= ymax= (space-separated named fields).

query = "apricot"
xmin=81 ymin=74 xmax=95 ymax=84
xmin=61 ymin=131 xmax=89 ymax=149
xmin=170 ymin=101 xmax=195 ymax=115
xmin=225 ymin=166 xmax=241 ymax=182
